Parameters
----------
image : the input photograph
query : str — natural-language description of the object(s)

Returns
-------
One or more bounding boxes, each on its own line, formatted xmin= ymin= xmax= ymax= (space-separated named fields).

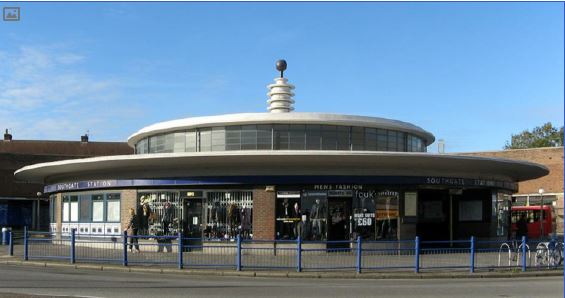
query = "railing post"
xmin=236 ymin=234 xmax=242 ymax=271
xmin=177 ymin=232 xmax=183 ymax=270
xmin=23 ymin=226 xmax=28 ymax=261
xmin=296 ymin=236 xmax=302 ymax=272
xmin=356 ymin=236 xmax=362 ymax=274
xmin=414 ymin=236 xmax=420 ymax=273
xmin=8 ymin=231 xmax=13 ymax=256
xmin=470 ymin=236 xmax=475 ymax=273
xmin=70 ymin=228 xmax=76 ymax=264
xmin=521 ymin=236 xmax=527 ymax=272
xmin=122 ymin=230 xmax=128 ymax=267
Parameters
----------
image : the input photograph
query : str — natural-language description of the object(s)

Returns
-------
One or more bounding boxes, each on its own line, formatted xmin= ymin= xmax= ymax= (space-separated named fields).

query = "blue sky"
xmin=0 ymin=2 xmax=562 ymax=152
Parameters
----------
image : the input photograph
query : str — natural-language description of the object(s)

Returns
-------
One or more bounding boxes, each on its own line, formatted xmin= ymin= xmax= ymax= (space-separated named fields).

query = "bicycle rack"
xmin=498 ymin=243 xmax=511 ymax=267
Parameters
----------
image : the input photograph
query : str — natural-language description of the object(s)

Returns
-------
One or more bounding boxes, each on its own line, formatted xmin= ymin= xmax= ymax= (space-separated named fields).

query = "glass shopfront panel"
xmin=275 ymin=188 xmax=400 ymax=241
xmin=137 ymin=191 xmax=181 ymax=236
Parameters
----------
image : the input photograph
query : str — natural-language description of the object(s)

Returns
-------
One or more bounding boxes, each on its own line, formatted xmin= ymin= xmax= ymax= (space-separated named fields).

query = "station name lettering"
xmin=56 ymin=182 xmax=79 ymax=191
xmin=86 ymin=180 xmax=115 ymax=188
xmin=425 ymin=177 xmax=465 ymax=185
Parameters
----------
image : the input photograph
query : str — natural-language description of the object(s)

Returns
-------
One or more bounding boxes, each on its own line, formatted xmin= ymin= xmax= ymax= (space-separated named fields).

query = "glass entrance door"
xmin=183 ymin=198 xmax=203 ymax=250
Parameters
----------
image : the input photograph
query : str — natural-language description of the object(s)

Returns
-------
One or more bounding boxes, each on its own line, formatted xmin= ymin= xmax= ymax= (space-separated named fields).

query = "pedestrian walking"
xmin=126 ymin=208 xmax=141 ymax=253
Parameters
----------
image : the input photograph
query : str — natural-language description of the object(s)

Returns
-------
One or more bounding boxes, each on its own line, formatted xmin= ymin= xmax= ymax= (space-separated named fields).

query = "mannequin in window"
xmin=310 ymin=199 xmax=326 ymax=240
xmin=281 ymin=198 xmax=293 ymax=239
xmin=162 ymin=202 xmax=174 ymax=235
xmin=137 ymin=196 xmax=153 ymax=235
xmin=292 ymin=202 xmax=301 ymax=239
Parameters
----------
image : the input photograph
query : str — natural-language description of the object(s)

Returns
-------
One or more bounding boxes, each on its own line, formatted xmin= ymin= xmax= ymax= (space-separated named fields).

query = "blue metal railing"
xmin=12 ymin=227 xmax=563 ymax=273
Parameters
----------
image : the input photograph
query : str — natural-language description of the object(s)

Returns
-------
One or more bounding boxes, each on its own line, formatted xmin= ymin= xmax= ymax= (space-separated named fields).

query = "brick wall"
xmin=461 ymin=147 xmax=563 ymax=195
xmin=252 ymin=187 xmax=276 ymax=240
xmin=120 ymin=189 xmax=138 ymax=231
xmin=55 ymin=193 xmax=61 ymax=234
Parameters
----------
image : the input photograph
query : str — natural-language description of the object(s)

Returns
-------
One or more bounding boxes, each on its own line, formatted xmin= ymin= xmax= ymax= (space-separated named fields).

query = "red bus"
xmin=511 ymin=205 xmax=553 ymax=239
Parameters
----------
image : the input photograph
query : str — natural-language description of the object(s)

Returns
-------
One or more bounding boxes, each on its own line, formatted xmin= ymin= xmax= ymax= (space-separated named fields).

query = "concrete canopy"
xmin=15 ymin=151 xmax=549 ymax=185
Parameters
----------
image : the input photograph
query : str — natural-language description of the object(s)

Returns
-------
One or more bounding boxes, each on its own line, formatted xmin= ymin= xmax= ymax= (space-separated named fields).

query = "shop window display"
xmin=276 ymin=192 xmax=327 ymax=241
xmin=275 ymin=194 xmax=301 ymax=240
xmin=204 ymin=192 xmax=253 ymax=239
xmin=375 ymin=191 xmax=399 ymax=240
xmin=137 ymin=192 xmax=181 ymax=236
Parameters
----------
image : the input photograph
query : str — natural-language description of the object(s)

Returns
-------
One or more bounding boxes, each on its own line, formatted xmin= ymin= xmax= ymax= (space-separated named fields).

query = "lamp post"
xmin=538 ymin=188 xmax=544 ymax=239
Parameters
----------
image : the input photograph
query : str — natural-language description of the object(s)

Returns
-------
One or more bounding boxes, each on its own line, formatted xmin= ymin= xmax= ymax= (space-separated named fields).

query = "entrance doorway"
xmin=327 ymin=198 xmax=351 ymax=249
xmin=182 ymin=197 xmax=203 ymax=249
xmin=416 ymin=189 xmax=450 ymax=244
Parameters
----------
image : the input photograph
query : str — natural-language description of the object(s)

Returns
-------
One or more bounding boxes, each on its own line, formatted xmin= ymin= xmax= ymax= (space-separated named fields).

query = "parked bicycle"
xmin=534 ymin=237 xmax=564 ymax=268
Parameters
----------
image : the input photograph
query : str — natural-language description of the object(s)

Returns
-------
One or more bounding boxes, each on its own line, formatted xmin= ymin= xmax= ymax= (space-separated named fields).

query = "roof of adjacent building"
xmin=0 ymin=140 xmax=133 ymax=156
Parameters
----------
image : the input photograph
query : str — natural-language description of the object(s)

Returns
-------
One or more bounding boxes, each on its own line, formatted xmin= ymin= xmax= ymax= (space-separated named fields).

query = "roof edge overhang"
xmin=14 ymin=151 xmax=549 ymax=185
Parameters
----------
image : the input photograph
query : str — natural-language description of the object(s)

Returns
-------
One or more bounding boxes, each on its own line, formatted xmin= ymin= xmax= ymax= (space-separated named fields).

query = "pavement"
xmin=0 ymin=263 xmax=563 ymax=298
xmin=0 ymin=257 xmax=563 ymax=280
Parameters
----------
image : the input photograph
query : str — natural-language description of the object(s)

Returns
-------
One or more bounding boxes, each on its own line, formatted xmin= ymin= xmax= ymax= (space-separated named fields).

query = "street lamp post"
xmin=538 ymin=188 xmax=544 ymax=239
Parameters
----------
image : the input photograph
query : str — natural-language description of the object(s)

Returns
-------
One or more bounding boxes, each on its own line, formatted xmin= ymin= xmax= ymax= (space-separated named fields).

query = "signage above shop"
xmin=313 ymin=184 xmax=363 ymax=191
xmin=44 ymin=175 xmax=518 ymax=194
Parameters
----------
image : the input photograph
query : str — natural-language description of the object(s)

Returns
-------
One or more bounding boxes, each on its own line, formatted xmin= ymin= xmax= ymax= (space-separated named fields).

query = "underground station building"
xmin=15 ymin=62 xmax=549 ymax=244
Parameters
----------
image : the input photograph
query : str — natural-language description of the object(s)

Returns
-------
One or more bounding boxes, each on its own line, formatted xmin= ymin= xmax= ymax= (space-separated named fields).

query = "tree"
xmin=504 ymin=122 xmax=564 ymax=149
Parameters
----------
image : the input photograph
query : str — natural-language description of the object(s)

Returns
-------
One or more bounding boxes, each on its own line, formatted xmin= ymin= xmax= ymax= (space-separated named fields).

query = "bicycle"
xmin=534 ymin=238 xmax=564 ymax=268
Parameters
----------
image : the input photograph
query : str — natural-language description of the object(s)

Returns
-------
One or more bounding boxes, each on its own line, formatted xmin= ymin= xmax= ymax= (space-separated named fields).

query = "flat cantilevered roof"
xmin=15 ymin=151 xmax=548 ymax=185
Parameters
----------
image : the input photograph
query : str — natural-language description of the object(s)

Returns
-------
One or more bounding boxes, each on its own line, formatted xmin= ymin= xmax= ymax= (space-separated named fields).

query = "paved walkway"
xmin=1 ymin=243 xmax=563 ymax=279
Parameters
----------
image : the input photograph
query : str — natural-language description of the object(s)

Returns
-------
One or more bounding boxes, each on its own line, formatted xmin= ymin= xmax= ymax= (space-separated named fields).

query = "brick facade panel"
xmin=252 ymin=187 xmax=275 ymax=240
xmin=121 ymin=190 xmax=138 ymax=231
xmin=461 ymin=147 xmax=563 ymax=194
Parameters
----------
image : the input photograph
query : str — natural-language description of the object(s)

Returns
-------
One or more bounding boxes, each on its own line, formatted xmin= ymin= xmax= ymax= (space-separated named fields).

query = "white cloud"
xmin=0 ymin=46 xmax=132 ymax=141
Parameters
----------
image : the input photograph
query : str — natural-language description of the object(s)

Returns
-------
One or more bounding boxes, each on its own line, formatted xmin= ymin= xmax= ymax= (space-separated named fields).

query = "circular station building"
xmin=15 ymin=61 xmax=549 ymax=244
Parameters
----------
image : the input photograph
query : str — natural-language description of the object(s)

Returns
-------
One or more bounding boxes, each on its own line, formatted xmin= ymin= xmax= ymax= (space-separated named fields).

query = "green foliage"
xmin=504 ymin=122 xmax=564 ymax=149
